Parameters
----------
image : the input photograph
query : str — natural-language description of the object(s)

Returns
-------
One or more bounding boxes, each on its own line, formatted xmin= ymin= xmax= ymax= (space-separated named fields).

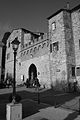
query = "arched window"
xmin=27 ymin=50 xmax=29 ymax=54
xmin=34 ymin=47 xmax=37 ymax=53
xmin=42 ymin=42 xmax=46 ymax=48
xmin=38 ymin=44 xmax=41 ymax=50
xmin=30 ymin=48 xmax=33 ymax=53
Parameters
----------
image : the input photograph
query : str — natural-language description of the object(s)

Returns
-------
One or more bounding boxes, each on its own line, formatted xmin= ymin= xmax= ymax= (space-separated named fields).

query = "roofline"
xmin=21 ymin=28 xmax=40 ymax=37
xmin=71 ymin=4 xmax=80 ymax=12
xmin=9 ymin=28 xmax=40 ymax=37
xmin=47 ymin=9 xmax=71 ymax=20
xmin=47 ymin=4 xmax=80 ymax=20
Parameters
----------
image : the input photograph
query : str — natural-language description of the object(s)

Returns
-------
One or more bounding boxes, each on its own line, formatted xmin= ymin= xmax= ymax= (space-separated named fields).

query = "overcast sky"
xmin=0 ymin=0 xmax=80 ymax=40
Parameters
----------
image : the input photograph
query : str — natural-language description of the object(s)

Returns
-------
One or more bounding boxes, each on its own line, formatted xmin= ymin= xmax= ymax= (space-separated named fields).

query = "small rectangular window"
xmin=29 ymin=42 xmax=31 ymax=45
xmin=79 ymin=40 xmax=80 ymax=49
xmin=72 ymin=67 xmax=75 ymax=77
xmin=76 ymin=67 xmax=80 ymax=76
xmin=52 ymin=22 xmax=56 ymax=31
xmin=53 ymin=42 xmax=59 ymax=52
xmin=8 ymin=42 xmax=10 ymax=48
xmin=50 ymin=44 xmax=52 ymax=53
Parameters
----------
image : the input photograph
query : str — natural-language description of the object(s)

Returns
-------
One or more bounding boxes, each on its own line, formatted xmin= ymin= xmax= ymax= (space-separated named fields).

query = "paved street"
xmin=23 ymin=106 xmax=80 ymax=120
xmin=0 ymin=86 xmax=80 ymax=120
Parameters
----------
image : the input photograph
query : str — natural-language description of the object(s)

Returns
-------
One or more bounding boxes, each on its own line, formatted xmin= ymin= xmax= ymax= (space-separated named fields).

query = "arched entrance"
xmin=28 ymin=64 xmax=37 ymax=87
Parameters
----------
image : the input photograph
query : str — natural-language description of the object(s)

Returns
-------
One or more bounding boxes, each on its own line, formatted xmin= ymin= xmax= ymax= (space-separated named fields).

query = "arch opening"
xmin=28 ymin=64 xmax=37 ymax=87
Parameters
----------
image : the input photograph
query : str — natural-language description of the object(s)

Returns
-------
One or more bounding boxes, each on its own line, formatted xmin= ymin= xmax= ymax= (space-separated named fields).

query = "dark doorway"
xmin=28 ymin=64 xmax=37 ymax=86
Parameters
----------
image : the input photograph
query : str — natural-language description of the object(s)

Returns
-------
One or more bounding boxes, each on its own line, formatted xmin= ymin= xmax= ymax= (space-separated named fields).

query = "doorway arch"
xmin=28 ymin=64 xmax=37 ymax=85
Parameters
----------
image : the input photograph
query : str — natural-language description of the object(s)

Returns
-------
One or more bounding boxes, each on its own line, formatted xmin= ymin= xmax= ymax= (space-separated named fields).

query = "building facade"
xmin=48 ymin=4 xmax=80 ymax=87
xmin=5 ymin=4 xmax=80 ymax=88
xmin=1 ymin=32 xmax=11 ymax=81
xmin=0 ymin=41 xmax=4 ymax=81
xmin=5 ymin=28 xmax=50 ymax=87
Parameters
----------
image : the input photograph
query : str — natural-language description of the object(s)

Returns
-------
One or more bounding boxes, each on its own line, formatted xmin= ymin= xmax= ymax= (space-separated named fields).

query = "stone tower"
xmin=48 ymin=8 xmax=75 ymax=87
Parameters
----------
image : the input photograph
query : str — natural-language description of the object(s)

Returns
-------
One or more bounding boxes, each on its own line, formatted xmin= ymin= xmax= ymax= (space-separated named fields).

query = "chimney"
xmin=66 ymin=2 xmax=70 ymax=10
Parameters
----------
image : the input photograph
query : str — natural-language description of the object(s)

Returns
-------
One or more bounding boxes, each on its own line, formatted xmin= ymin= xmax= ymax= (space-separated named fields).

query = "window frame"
xmin=52 ymin=22 xmax=56 ymax=31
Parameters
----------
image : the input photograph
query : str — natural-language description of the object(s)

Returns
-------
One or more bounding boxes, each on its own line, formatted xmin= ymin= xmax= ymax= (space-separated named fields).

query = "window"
xmin=50 ymin=42 xmax=59 ymax=53
xmin=8 ymin=41 xmax=10 ymax=48
xmin=79 ymin=40 xmax=80 ymax=49
xmin=52 ymin=22 xmax=56 ymax=31
xmin=42 ymin=43 xmax=46 ymax=48
xmin=41 ymin=35 xmax=43 ymax=39
xmin=19 ymin=62 xmax=21 ymax=66
xmin=72 ymin=67 xmax=75 ymax=77
xmin=38 ymin=45 xmax=41 ymax=50
xmin=7 ymin=53 xmax=10 ymax=60
xmin=47 ymin=41 xmax=49 ymax=47
xmin=76 ymin=67 xmax=80 ymax=76
xmin=30 ymin=48 xmax=33 ymax=53
xmin=27 ymin=50 xmax=29 ymax=54
xmin=24 ymin=51 xmax=26 ymax=55
xmin=50 ymin=44 xmax=52 ymax=53
xmin=25 ymin=44 xmax=28 ymax=47
xmin=29 ymin=42 xmax=31 ymax=45
xmin=21 ymin=53 xmax=23 ymax=57
xmin=53 ymin=42 xmax=59 ymax=52
xmin=34 ymin=47 xmax=37 ymax=52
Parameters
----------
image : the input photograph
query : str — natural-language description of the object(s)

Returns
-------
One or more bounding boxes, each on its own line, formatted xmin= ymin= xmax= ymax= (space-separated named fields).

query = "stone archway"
xmin=28 ymin=64 xmax=37 ymax=86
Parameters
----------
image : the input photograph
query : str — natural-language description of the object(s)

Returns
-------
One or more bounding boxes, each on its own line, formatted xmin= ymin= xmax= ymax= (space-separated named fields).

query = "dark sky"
xmin=0 ymin=0 xmax=80 ymax=39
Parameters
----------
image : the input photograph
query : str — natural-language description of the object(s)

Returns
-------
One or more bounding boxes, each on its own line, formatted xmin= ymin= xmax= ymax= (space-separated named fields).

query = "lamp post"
xmin=11 ymin=37 xmax=20 ymax=103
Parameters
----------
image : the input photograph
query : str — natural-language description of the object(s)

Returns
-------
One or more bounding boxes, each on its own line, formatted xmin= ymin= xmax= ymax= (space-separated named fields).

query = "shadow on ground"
xmin=0 ymin=88 xmax=80 ymax=119
xmin=21 ymin=99 xmax=50 ymax=119
xmin=64 ymin=111 xmax=78 ymax=120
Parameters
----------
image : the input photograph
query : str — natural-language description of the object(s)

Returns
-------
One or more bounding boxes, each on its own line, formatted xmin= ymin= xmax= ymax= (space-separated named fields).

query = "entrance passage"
xmin=28 ymin=64 xmax=37 ymax=87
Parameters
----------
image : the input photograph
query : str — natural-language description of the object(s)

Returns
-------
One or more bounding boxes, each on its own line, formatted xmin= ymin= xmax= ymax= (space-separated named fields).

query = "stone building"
xmin=48 ymin=4 xmax=80 ymax=87
xmin=5 ymin=4 xmax=80 ymax=88
xmin=1 ymin=32 xmax=11 ymax=81
xmin=5 ymin=28 xmax=50 ymax=87
xmin=0 ymin=41 xmax=4 ymax=81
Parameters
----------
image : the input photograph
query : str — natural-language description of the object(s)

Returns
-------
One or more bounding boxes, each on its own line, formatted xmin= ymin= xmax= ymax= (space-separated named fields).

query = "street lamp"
xmin=11 ymin=37 xmax=20 ymax=103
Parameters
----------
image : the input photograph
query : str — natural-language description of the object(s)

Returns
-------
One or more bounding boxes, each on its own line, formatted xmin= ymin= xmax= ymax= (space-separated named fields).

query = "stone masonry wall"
xmin=5 ymin=29 xmax=22 ymax=80
xmin=18 ymin=53 xmax=50 ymax=88
xmin=48 ymin=11 xmax=67 ymax=86
xmin=72 ymin=9 xmax=80 ymax=84
xmin=63 ymin=10 xmax=75 ymax=83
